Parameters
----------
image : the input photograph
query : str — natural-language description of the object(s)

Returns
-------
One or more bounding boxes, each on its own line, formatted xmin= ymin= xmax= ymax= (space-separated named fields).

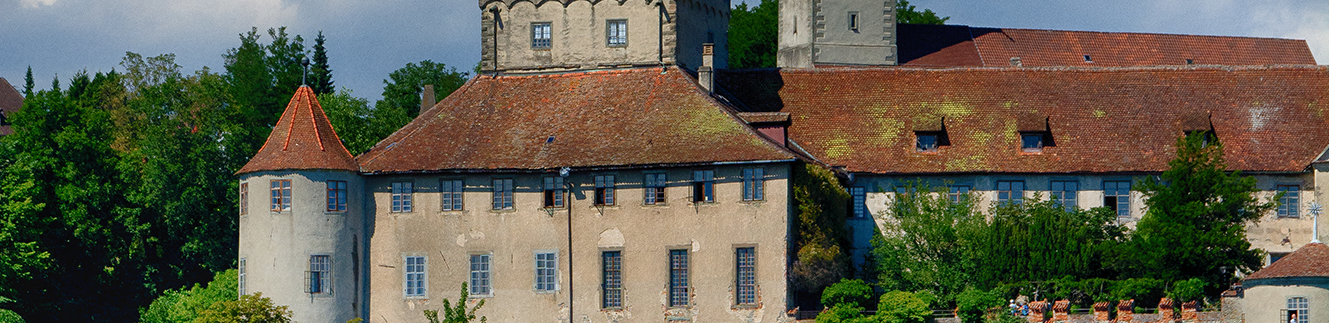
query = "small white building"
xmin=1240 ymin=242 xmax=1329 ymax=323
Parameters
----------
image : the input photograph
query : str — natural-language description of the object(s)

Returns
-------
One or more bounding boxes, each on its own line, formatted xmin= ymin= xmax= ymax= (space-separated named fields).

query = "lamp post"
xmin=560 ymin=167 xmax=573 ymax=323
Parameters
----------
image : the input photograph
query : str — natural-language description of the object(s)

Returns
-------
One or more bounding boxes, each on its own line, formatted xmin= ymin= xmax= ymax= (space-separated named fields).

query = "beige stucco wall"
xmin=367 ymin=163 xmax=793 ymax=323
xmin=1242 ymin=281 xmax=1329 ymax=323
xmin=238 ymin=170 xmax=367 ymax=323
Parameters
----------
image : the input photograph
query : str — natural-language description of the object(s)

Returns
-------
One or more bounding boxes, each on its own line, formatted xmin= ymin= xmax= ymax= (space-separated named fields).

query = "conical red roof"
xmin=237 ymin=86 xmax=357 ymax=174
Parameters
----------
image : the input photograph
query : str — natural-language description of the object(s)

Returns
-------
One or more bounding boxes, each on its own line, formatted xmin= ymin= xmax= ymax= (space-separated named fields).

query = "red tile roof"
xmin=1246 ymin=242 xmax=1329 ymax=280
xmin=898 ymin=24 xmax=1316 ymax=67
xmin=237 ymin=86 xmax=358 ymax=174
xmin=717 ymin=65 xmax=1329 ymax=174
xmin=0 ymin=77 xmax=23 ymax=136
xmin=357 ymin=67 xmax=797 ymax=173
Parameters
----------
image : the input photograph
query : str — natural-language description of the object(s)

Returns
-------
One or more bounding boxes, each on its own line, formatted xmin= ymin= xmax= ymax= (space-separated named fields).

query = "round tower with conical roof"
xmin=236 ymin=86 xmax=366 ymax=323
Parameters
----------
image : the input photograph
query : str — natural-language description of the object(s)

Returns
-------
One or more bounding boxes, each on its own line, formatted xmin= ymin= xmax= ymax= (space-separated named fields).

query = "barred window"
xmin=736 ymin=247 xmax=756 ymax=305
xmin=404 ymin=256 xmax=427 ymax=298
xmin=669 ymin=249 xmax=689 ymax=307
xmin=1278 ymin=185 xmax=1300 ymax=218
xmin=644 ymin=173 xmax=667 ymax=205
xmin=996 ymin=181 xmax=1024 ymax=205
xmin=1104 ymin=181 xmax=1131 ymax=219
xmin=743 ymin=168 xmax=764 ymax=201
xmin=692 ymin=170 xmax=714 ymax=203
xmin=602 ymin=251 xmax=623 ymax=308
xmin=606 ymin=19 xmax=627 ymax=46
xmin=1050 ymin=181 xmax=1077 ymax=212
xmin=493 ymin=179 xmax=514 ymax=210
xmin=948 ymin=185 xmax=970 ymax=203
xmin=850 ymin=187 xmax=866 ymax=218
xmin=271 ymin=180 xmax=291 ymax=212
xmin=391 ymin=182 xmax=413 ymax=213
xmin=441 ymin=179 xmax=463 ymax=211
xmin=309 ymin=255 xmax=331 ymax=294
xmin=531 ymin=22 xmax=552 ymax=49
xmin=470 ymin=254 xmax=491 ymax=296
xmin=544 ymin=177 xmax=565 ymax=208
xmin=535 ymin=252 xmax=557 ymax=292
xmin=240 ymin=183 xmax=248 ymax=215
xmin=327 ymin=180 xmax=347 ymax=211
xmin=595 ymin=175 xmax=615 ymax=206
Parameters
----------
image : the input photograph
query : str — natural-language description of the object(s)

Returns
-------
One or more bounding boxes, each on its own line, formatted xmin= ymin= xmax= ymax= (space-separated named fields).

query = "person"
xmin=1291 ymin=312 xmax=1298 ymax=323
xmin=1022 ymin=303 xmax=1030 ymax=316
xmin=1010 ymin=300 xmax=1018 ymax=315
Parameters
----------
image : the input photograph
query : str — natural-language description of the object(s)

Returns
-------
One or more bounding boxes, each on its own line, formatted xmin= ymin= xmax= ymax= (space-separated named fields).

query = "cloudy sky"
xmin=2 ymin=0 xmax=1327 ymax=102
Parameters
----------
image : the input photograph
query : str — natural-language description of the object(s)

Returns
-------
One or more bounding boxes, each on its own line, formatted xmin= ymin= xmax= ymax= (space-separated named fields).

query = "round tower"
xmin=236 ymin=86 xmax=366 ymax=323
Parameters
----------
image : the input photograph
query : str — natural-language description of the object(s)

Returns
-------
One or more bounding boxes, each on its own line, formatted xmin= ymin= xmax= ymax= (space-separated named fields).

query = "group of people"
xmin=1009 ymin=300 xmax=1031 ymax=317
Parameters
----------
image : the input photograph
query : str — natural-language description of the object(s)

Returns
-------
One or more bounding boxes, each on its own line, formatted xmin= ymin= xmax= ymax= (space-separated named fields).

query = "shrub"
xmin=956 ymin=288 xmax=1003 ymax=323
xmin=822 ymin=279 xmax=875 ymax=309
xmin=192 ymin=292 xmax=291 ymax=323
xmin=1112 ymin=278 xmax=1166 ymax=307
xmin=876 ymin=291 xmax=931 ymax=323
xmin=1167 ymin=278 xmax=1207 ymax=303
xmin=816 ymin=303 xmax=868 ymax=323
xmin=141 ymin=269 xmax=239 ymax=323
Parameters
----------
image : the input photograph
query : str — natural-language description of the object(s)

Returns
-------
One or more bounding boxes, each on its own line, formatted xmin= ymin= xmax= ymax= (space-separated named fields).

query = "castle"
xmin=235 ymin=0 xmax=1329 ymax=322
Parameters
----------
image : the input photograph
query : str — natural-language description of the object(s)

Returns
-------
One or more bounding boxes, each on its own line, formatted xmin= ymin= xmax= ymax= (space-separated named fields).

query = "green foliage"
xmin=140 ymin=270 xmax=239 ymax=323
xmin=984 ymin=311 xmax=1025 ymax=323
xmin=822 ymin=279 xmax=874 ymax=309
xmin=896 ymin=0 xmax=949 ymax=25
xmin=815 ymin=303 xmax=869 ymax=323
xmin=1120 ymin=135 xmax=1273 ymax=291
xmin=876 ymin=291 xmax=932 ymax=323
xmin=319 ymin=88 xmax=376 ymax=154
xmin=0 ymin=297 xmax=23 ymax=323
xmin=727 ymin=0 xmax=777 ymax=69
xmin=423 ymin=283 xmax=487 ymax=323
xmin=192 ymin=293 xmax=291 ymax=323
xmin=370 ymin=60 xmax=469 ymax=142
xmin=309 ymin=31 xmax=335 ymax=95
xmin=870 ymin=181 xmax=976 ymax=303
xmin=1167 ymin=278 xmax=1207 ymax=303
xmin=791 ymin=164 xmax=852 ymax=306
xmin=955 ymin=288 xmax=1002 ymax=323
xmin=1111 ymin=278 xmax=1165 ymax=308
xmin=22 ymin=67 xmax=33 ymax=97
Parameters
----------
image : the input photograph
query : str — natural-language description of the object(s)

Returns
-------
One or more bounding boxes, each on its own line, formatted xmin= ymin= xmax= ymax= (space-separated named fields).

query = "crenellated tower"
xmin=778 ymin=0 xmax=897 ymax=67
xmin=235 ymin=86 xmax=366 ymax=323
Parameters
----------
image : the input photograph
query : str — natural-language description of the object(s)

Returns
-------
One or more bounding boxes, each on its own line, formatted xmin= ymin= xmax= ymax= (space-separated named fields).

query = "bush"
xmin=141 ymin=269 xmax=239 ymax=323
xmin=816 ymin=303 xmax=868 ymax=323
xmin=0 ymin=310 xmax=22 ymax=323
xmin=192 ymin=292 xmax=291 ymax=323
xmin=1168 ymin=278 xmax=1207 ymax=303
xmin=876 ymin=291 xmax=931 ymax=323
xmin=956 ymin=288 xmax=1003 ymax=323
xmin=822 ymin=279 xmax=874 ymax=309
xmin=1112 ymin=278 xmax=1166 ymax=307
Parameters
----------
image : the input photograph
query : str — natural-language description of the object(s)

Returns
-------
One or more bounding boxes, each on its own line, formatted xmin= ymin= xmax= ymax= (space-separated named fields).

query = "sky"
xmin=2 ymin=0 xmax=1327 ymax=102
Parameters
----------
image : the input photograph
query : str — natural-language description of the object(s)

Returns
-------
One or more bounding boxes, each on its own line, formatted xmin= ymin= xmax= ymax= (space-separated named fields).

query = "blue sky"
xmin=2 ymin=0 xmax=1326 ymax=102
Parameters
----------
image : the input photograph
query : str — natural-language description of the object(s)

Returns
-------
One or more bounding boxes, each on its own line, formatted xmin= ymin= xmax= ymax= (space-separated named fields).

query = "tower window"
xmin=531 ymin=22 xmax=552 ymax=49
xmin=594 ymin=175 xmax=615 ymax=206
xmin=239 ymin=182 xmax=248 ymax=215
xmin=391 ymin=182 xmax=413 ymax=213
xmin=848 ymin=11 xmax=859 ymax=31
xmin=238 ymin=258 xmax=246 ymax=295
xmin=606 ymin=19 xmax=628 ymax=47
xmin=270 ymin=179 xmax=291 ymax=212
xmin=327 ymin=180 xmax=347 ymax=212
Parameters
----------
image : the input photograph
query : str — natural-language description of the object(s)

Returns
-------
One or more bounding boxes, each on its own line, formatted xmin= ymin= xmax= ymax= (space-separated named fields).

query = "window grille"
xmin=850 ymin=187 xmax=866 ymax=218
xmin=736 ymin=247 xmax=756 ymax=305
xmin=535 ymin=252 xmax=557 ymax=292
xmin=602 ymin=251 xmax=623 ymax=308
xmin=606 ymin=20 xmax=627 ymax=46
xmin=743 ymin=168 xmax=764 ymax=201
xmin=308 ymin=255 xmax=331 ymax=294
xmin=669 ymin=249 xmax=689 ymax=307
xmin=405 ymin=256 xmax=427 ymax=298
xmin=441 ymin=179 xmax=464 ymax=211
xmin=595 ymin=175 xmax=615 ymax=206
xmin=470 ymin=254 xmax=491 ymax=296
xmin=493 ymin=179 xmax=514 ymax=210
xmin=391 ymin=182 xmax=413 ymax=212
xmin=532 ymin=22 xmax=552 ymax=49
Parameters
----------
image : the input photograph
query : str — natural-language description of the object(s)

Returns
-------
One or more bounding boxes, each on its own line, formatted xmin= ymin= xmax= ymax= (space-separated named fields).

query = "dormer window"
xmin=1017 ymin=114 xmax=1052 ymax=153
xmin=1021 ymin=132 xmax=1046 ymax=152
xmin=916 ymin=132 xmax=941 ymax=152
xmin=913 ymin=116 xmax=948 ymax=153
xmin=1186 ymin=130 xmax=1216 ymax=147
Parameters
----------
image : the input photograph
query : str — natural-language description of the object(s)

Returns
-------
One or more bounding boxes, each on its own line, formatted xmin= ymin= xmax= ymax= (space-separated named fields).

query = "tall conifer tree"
xmin=310 ymin=31 xmax=334 ymax=95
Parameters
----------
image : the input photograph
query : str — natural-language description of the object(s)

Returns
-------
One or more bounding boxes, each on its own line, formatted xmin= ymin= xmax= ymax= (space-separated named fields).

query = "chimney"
xmin=420 ymin=85 xmax=436 ymax=111
xmin=698 ymin=43 xmax=714 ymax=93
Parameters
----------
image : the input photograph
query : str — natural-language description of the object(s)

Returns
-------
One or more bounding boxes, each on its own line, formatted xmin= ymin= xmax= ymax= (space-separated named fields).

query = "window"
xmin=948 ymin=185 xmax=971 ymax=203
xmin=850 ymin=187 xmax=867 ymax=218
xmin=238 ymin=258 xmax=246 ymax=295
xmin=470 ymin=254 xmax=491 ymax=296
xmin=848 ymin=11 xmax=859 ymax=31
xmin=735 ymin=247 xmax=757 ymax=305
xmin=669 ymin=249 xmax=689 ymax=307
xmin=240 ymin=183 xmax=248 ymax=215
xmin=1021 ymin=133 xmax=1045 ymax=152
xmin=1271 ymin=252 xmax=1291 ymax=264
xmin=327 ymin=180 xmax=347 ymax=212
xmin=271 ymin=180 xmax=291 ymax=212
xmin=544 ymin=177 xmax=565 ymax=208
xmin=493 ymin=179 xmax=514 ymax=210
xmin=1288 ymin=297 xmax=1308 ymax=323
xmin=594 ymin=175 xmax=615 ymax=206
xmin=535 ymin=252 xmax=557 ymax=292
xmin=391 ymin=182 xmax=413 ymax=213
xmin=1050 ymin=181 xmax=1078 ymax=212
xmin=1278 ymin=185 xmax=1300 ymax=218
xmin=644 ymin=173 xmax=666 ymax=205
xmin=743 ymin=168 xmax=764 ymax=201
xmin=531 ymin=22 xmax=552 ymax=49
xmin=916 ymin=133 xmax=939 ymax=152
xmin=602 ymin=251 xmax=623 ymax=308
xmin=405 ymin=256 xmax=427 ymax=298
xmin=606 ymin=19 xmax=627 ymax=46
xmin=442 ymin=179 xmax=464 ymax=211
xmin=309 ymin=255 xmax=331 ymax=294
xmin=692 ymin=170 xmax=714 ymax=203
xmin=996 ymin=181 xmax=1024 ymax=205
xmin=1104 ymin=181 xmax=1131 ymax=219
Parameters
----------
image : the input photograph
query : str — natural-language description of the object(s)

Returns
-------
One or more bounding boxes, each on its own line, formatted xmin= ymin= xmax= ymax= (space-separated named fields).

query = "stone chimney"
xmin=698 ymin=43 xmax=714 ymax=93
xmin=421 ymin=85 xmax=436 ymax=111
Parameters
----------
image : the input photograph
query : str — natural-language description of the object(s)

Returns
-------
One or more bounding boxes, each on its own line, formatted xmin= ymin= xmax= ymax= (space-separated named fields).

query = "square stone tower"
xmin=778 ymin=0 xmax=897 ymax=67
xmin=479 ymin=0 xmax=729 ymax=73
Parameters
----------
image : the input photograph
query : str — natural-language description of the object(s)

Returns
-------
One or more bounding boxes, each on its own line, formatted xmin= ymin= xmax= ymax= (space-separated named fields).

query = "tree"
xmin=727 ymin=0 xmax=777 ymax=69
xmin=319 ymin=88 xmax=375 ymax=154
xmin=369 ymin=60 xmax=468 ymax=142
xmin=876 ymin=291 xmax=932 ymax=323
xmin=790 ymin=164 xmax=852 ymax=308
xmin=423 ymin=283 xmax=486 ymax=323
xmin=1117 ymin=134 xmax=1273 ymax=291
xmin=193 ymin=293 xmax=291 ymax=323
xmin=896 ymin=0 xmax=949 ymax=25
xmin=141 ymin=270 xmax=239 ymax=323
xmin=309 ymin=31 xmax=335 ymax=95
xmin=22 ymin=67 xmax=33 ymax=97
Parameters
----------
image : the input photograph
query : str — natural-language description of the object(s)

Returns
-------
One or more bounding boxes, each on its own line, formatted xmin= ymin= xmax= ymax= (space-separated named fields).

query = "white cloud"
xmin=20 ymin=0 xmax=56 ymax=8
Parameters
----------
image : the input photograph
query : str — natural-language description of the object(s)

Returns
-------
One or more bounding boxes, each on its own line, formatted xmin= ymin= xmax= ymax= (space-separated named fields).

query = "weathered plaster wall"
xmin=238 ymin=170 xmax=367 ymax=323
xmin=777 ymin=0 xmax=896 ymax=67
xmin=367 ymin=164 xmax=792 ymax=323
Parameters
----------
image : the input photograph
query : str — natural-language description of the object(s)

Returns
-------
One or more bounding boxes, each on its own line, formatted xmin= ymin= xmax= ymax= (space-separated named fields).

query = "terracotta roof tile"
xmin=357 ymin=68 xmax=797 ymax=173
xmin=237 ymin=86 xmax=358 ymax=174
xmin=718 ymin=65 xmax=1329 ymax=174
xmin=1246 ymin=242 xmax=1329 ymax=280
xmin=899 ymin=24 xmax=1316 ymax=67
xmin=0 ymin=78 xmax=22 ymax=136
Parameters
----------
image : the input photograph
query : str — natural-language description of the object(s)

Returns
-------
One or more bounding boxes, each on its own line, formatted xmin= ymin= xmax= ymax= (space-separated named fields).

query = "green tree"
xmin=790 ymin=164 xmax=852 ymax=307
xmin=319 ymin=88 xmax=375 ymax=154
xmin=870 ymin=182 xmax=974 ymax=303
xmin=423 ymin=283 xmax=487 ymax=323
xmin=896 ymin=0 xmax=949 ymax=25
xmin=309 ymin=31 xmax=335 ymax=95
xmin=955 ymin=288 xmax=1001 ymax=323
xmin=22 ymin=67 xmax=33 ymax=97
xmin=1120 ymin=134 xmax=1274 ymax=290
xmin=193 ymin=293 xmax=291 ymax=323
xmin=141 ymin=270 xmax=239 ymax=323
xmin=875 ymin=291 xmax=931 ymax=323
xmin=727 ymin=0 xmax=777 ymax=69
xmin=822 ymin=279 xmax=874 ymax=309
xmin=368 ymin=60 xmax=468 ymax=142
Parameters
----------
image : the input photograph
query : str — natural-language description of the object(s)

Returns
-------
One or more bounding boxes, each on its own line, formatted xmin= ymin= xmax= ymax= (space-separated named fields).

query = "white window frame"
xmin=606 ymin=19 xmax=628 ymax=47
xmin=271 ymin=179 xmax=291 ymax=212
xmin=404 ymin=255 xmax=427 ymax=299
xmin=470 ymin=253 xmax=492 ymax=297
xmin=531 ymin=22 xmax=552 ymax=49
xmin=238 ymin=258 xmax=246 ymax=295
xmin=534 ymin=250 xmax=558 ymax=293
xmin=308 ymin=255 xmax=331 ymax=295
xmin=493 ymin=179 xmax=514 ymax=210
xmin=441 ymin=179 xmax=464 ymax=211
xmin=391 ymin=182 xmax=413 ymax=213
